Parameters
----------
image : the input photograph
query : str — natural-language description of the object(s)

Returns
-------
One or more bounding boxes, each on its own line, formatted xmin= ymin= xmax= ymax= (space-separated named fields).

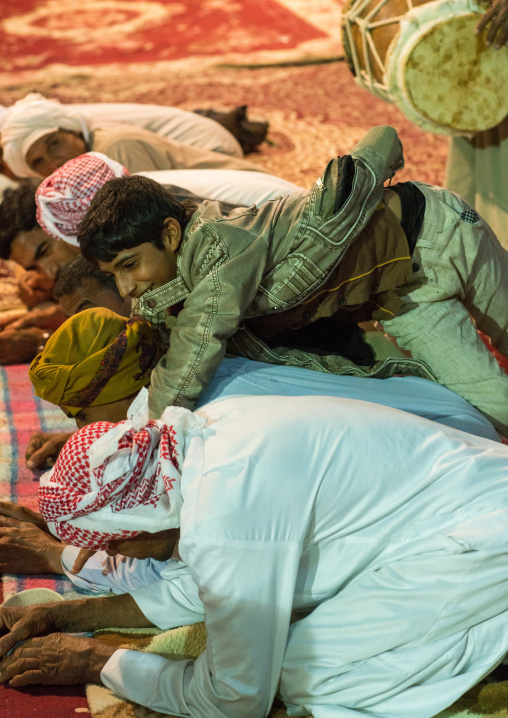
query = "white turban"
xmin=1 ymin=93 xmax=91 ymax=179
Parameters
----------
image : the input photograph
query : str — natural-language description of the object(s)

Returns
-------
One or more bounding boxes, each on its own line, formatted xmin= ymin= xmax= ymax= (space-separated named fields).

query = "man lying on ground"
xmin=0 ymin=93 xmax=268 ymax=180
xmin=1 ymin=393 xmax=508 ymax=718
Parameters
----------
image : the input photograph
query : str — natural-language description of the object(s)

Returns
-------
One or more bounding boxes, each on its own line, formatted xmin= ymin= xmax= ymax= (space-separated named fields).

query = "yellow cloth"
xmin=29 ymin=307 xmax=155 ymax=415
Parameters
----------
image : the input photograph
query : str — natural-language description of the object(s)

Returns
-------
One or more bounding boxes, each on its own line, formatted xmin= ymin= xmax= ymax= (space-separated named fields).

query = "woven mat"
xmin=86 ymin=624 xmax=508 ymax=718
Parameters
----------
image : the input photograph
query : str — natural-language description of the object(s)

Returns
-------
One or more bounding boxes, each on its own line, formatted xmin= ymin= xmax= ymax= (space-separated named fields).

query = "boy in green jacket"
xmin=78 ymin=126 xmax=508 ymax=436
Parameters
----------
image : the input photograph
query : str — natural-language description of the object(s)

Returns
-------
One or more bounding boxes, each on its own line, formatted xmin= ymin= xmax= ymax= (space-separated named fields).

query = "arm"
xmin=148 ymin=226 xmax=269 ymax=417
xmin=93 ymin=125 xmax=266 ymax=174
xmin=101 ymin=540 xmax=300 ymax=717
xmin=0 ymin=326 xmax=49 ymax=364
xmin=0 ymin=592 xmax=153 ymax=658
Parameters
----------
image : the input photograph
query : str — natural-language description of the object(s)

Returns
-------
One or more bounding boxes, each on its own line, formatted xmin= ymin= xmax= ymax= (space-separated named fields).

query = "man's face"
xmin=97 ymin=218 xmax=181 ymax=301
xmin=25 ymin=130 xmax=87 ymax=178
xmin=58 ymin=277 xmax=133 ymax=318
xmin=10 ymin=226 xmax=79 ymax=283
xmin=106 ymin=528 xmax=180 ymax=561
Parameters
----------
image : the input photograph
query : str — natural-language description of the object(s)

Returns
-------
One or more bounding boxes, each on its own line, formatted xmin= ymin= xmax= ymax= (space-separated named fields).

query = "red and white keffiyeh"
xmin=35 ymin=151 xmax=129 ymax=246
xmin=39 ymin=406 xmax=204 ymax=550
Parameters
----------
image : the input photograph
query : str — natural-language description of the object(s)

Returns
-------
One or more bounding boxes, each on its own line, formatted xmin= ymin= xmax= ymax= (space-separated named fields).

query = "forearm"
xmin=53 ymin=593 xmax=155 ymax=634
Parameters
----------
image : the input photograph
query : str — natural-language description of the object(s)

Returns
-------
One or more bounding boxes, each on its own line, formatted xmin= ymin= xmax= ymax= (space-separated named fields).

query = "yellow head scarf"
xmin=29 ymin=307 xmax=157 ymax=416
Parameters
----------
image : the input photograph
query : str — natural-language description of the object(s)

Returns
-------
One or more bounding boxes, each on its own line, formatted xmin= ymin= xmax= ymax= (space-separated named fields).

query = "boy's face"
xmin=98 ymin=217 xmax=181 ymax=300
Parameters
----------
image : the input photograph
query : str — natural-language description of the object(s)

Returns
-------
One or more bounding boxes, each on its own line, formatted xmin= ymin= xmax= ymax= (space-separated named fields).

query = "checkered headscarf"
xmin=36 ymin=152 xmax=129 ymax=246
xmin=38 ymin=406 xmax=204 ymax=550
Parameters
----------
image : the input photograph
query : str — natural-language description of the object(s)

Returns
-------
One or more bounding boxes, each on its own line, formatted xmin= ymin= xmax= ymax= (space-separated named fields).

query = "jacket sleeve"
xmin=148 ymin=226 xmax=270 ymax=418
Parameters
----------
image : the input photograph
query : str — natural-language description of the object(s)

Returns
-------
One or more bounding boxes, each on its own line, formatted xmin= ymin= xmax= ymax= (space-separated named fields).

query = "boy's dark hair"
xmin=0 ymin=182 xmax=39 ymax=260
xmin=77 ymin=175 xmax=198 ymax=265
xmin=53 ymin=254 xmax=118 ymax=299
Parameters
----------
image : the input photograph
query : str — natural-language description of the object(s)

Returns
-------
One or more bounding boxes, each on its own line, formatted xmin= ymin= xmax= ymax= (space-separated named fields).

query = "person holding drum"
xmin=445 ymin=0 xmax=508 ymax=247
xmin=76 ymin=124 xmax=508 ymax=438
xmin=341 ymin=0 xmax=508 ymax=246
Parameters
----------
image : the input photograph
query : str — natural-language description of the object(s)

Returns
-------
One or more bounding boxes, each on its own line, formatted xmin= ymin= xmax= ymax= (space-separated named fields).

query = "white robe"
xmin=100 ymin=394 xmax=508 ymax=718
xmin=61 ymin=356 xmax=499 ymax=595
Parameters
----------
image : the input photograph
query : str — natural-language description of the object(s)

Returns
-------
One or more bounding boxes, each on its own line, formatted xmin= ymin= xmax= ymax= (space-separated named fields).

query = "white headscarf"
xmin=1 ymin=93 xmax=91 ymax=179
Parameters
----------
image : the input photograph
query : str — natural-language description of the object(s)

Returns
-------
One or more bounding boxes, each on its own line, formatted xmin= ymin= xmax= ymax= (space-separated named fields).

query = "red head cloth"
xmin=38 ymin=406 xmax=205 ymax=550
xmin=35 ymin=151 xmax=129 ymax=246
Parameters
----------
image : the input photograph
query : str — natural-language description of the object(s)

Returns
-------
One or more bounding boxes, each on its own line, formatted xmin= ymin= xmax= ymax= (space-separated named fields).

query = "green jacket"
xmin=137 ymin=126 xmax=435 ymax=417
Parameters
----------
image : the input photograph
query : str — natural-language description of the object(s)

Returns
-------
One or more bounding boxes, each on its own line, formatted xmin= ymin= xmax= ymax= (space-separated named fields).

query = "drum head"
xmin=388 ymin=4 xmax=508 ymax=134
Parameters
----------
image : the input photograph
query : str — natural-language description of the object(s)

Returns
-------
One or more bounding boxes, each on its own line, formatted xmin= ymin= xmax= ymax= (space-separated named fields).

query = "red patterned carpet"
xmin=0 ymin=0 xmax=449 ymax=186
xmin=0 ymin=0 xmax=329 ymax=71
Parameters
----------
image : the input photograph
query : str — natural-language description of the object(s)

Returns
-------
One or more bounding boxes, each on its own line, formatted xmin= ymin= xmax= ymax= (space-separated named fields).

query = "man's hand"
xmin=0 ymin=516 xmax=64 ymax=575
xmin=0 ymin=500 xmax=49 ymax=532
xmin=17 ymin=271 xmax=54 ymax=308
xmin=0 ymin=633 xmax=116 ymax=687
xmin=9 ymin=304 xmax=66 ymax=332
xmin=25 ymin=431 xmax=74 ymax=470
xmin=0 ymin=604 xmax=59 ymax=658
xmin=0 ymin=326 xmax=48 ymax=365
xmin=476 ymin=0 xmax=508 ymax=47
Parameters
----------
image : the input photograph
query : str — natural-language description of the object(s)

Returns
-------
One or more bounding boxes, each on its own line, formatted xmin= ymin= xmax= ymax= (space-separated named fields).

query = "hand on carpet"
xmin=0 ymin=516 xmax=64 ymax=575
xmin=0 ymin=603 xmax=61 ymax=658
xmin=25 ymin=431 xmax=74 ymax=470
xmin=0 ymin=633 xmax=115 ymax=687
xmin=0 ymin=326 xmax=49 ymax=365
xmin=0 ymin=500 xmax=50 ymax=532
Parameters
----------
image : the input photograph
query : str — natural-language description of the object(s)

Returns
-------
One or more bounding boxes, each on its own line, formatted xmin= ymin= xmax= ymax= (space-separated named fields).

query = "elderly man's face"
xmin=10 ymin=226 xmax=80 ymax=282
xmin=58 ymin=277 xmax=132 ymax=318
xmin=25 ymin=129 xmax=87 ymax=177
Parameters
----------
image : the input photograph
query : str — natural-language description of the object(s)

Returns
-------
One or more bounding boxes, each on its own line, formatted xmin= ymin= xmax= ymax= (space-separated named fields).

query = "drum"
xmin=341 ymin=0 xmax=508 ymax=135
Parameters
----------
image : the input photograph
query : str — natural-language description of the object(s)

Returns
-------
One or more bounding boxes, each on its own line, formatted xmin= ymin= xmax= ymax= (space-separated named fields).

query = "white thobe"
xmin=101 ymin=395 xmax=508 ymax=718
xmin=62 ymin=358 xmax=499 ymax=596
xmin=72 ymin=102 xmax=243 ymax=157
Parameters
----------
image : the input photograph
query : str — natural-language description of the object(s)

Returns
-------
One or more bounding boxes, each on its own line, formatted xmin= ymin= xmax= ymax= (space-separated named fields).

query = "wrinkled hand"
xmin=0 ymin=516 xmax=64 ymax=575
xmin=476 ymin=0 xmax=508 ymax=47
xmin=0 ymin=604 xmax=59 ymax=658
xmin=25 ymin=431 xmax=74 ymax=470
xmin=0 ymin=500 xmax=49 ymax=531
xmin=0 ymin=633 xmax=115 ymax=687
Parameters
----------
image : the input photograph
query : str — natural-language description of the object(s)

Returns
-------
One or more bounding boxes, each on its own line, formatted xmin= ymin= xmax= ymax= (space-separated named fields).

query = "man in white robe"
xmin=1 ymin=393 xmax=508 ymax=718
